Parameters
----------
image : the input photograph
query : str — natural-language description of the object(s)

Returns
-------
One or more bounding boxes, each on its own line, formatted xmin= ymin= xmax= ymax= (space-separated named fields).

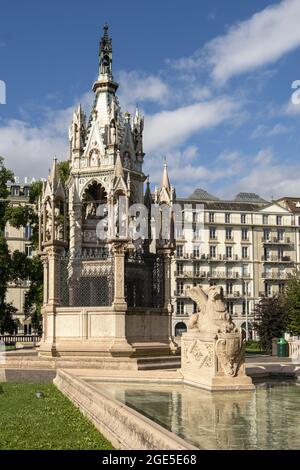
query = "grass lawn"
xmin=0 ymin=383 xmax=114 ymax=450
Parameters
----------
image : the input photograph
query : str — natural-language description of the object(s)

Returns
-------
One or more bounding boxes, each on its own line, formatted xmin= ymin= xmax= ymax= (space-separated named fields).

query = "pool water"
xmin=95 ymin=381 xmax=300 ymax=450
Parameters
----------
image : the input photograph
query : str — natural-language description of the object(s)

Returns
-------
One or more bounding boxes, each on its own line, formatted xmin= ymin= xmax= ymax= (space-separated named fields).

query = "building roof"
xmin=188 ymin=188 xmax=220 ymax=201
xmin=233 ymin=192 xmax=267 ymax=204
xmin=276 ymin=197 xmax=300 ymax=214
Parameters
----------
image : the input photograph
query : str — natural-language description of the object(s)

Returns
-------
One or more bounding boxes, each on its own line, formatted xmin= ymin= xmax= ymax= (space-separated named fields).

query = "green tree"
xmin=253 ymin=295 xmax=288 ymax=353
xmin=58 ymin=160 xmax=70 ymax=185
xmin=24 ymin=256 xmax=43 ymax=335
xmin=285 ymin=271 xmax=300 ymax=336
xmin=3 ymin=175 xmax=44 ymax=332
xmin=0 ymin=303 xmax=18 ymax=335
xmin=0 ymin=156 xmax=18 ymax=334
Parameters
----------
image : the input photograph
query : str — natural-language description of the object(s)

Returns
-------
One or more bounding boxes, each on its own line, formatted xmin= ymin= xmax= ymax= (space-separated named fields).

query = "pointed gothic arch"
xmin=82 ymin=181 xmax=108 ymax=220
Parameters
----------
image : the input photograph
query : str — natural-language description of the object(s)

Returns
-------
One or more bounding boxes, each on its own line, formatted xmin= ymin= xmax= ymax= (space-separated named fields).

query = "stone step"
xmin=137 ymin=356 xmax=181 ymax=370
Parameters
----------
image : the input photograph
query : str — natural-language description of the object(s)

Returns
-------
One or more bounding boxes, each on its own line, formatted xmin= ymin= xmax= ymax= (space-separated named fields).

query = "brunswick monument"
xmin=37 ymin=24 xmax=253 ymax=390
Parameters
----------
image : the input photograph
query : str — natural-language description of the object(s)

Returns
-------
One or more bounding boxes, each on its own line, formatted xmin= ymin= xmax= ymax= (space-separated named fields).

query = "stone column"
xmin=40 ymin=245 xmax=64 ymax=357
xmin=42 ymin=256 xmax=48 ymax=306
xmin=157 ymin=246 xmax=178 ymax=354
xmin=47 ymin=247 xmax=61 ymax=306
xmin=110 ymin=239 xmax=134 ymax=356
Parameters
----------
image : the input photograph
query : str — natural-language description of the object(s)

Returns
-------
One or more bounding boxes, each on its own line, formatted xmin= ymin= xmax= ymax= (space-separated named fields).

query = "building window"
xmin=242 ymin=264 xmax=249 ymax=277
xmin=243 ymin=282 xmax=250 ymax=296
xmin=277 ymin=229 xmax=284 ymax=241
xmin=225 ymin=228 xmax=232 ymax=240
xmin=241 ymin=214 xmax=246 ymax=224
xmin=177 ymin=281 xmax=184 ymax=294
xmin=226 ymin=301 xmax=234 ymax=315
xmin=209 ymin=212 xmax=215 ymax=223
xmin=242 ymin=301 xmax=250 ymax=316
xmin=175 ymin=226 xmax=184 ymax=239
xmin=176 ymin=301 xmax=184 ymax=316
xmin=265 ymin=283 xmax=272 ymax=296
xmin=209 ymin=227 xmax=216 ymax=239
xmin=225 ymin=213 xmax=231 ymax=223
xmin=226 ymin=246 xmax=233 ymax=259
xmin=242 ymin=246 xmax=248 ymax=259
xmin=226 ymin=282 xmax=233 ymax=294
xmin=175 ymin=321 xmax=187 ymax=336
xmin=209 ymin=245 xmax=216 ymax=258
xmin=24 ymin=324 xmax=32 ymax=335
xmin=241 ymin=228 xmax=248 ymax=241
xmin=193 ymin=228 xmax=201 ymax=240
xmin=277 ymin=247 xmax=284 ymax=260
xmin=11 ymin=186 xmax=20 ymax=197
xmin=23 ymin=187 xmax=30 ymax=197
xmin=193 ymin=245 xmax=200 ymax=257
xmin=263 ymin=215 xmax=268 ymax=224
xmin=176 ymin=263 xmax=183 ymax=275
xmin=193 ymin=263 xmax=200 ymax=276
xmin=279 ymin=283 xmax=285 ymax=293
xmin=298 ymin=216 xmax=300 ymax=226
xmin=263 ymin=229 xmax=270 ymax=241
xmin=176 ymin=245 xmax=183 ymax=257
xmin=24 ymin=225 xmax=32 ymax=240
xmin=276 ymin=216 xmax=282 ymax=226
xmin=25 ymin=245 xmax=33 ymax=257
xmin=193 ymin=301 xmax=198 ymax=313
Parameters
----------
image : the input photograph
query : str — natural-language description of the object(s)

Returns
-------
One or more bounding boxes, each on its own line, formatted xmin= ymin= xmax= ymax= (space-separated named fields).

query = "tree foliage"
xmin=253 ymin=295 xmax=288 ymax=352
xmin=58 ymin=160 xmax=70 ymax=185
xmin=285 ymin=271 xmax=300 ymax=336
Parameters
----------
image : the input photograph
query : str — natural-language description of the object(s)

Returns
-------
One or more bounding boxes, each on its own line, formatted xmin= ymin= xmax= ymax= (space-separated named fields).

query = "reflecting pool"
xmin=94 ymin=381 xmax=300 ymax=450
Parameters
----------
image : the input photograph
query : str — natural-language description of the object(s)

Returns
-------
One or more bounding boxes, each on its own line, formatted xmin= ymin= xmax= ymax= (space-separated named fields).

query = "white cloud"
xmin=0 ymin=94 xmax=93 ymax=178
xmin=144 ymin=96 xmax=240 ymax=153
xmin=172 ymin=0 xmax=300 ymax=84
xmin=229 ymin=163 xmax=300 ymax=199
xmin=117 ymin=71 xmax=169 ymax=112
xmin=0 ymin=119 xmax=68 ymax=178
xmin=284 ymin=98 xmax=300 ymax=116
xmin=251 ymin=123 xmax=289 ymax=139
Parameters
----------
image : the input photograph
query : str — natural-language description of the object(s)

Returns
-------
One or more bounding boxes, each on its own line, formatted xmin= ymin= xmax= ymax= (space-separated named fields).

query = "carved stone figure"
xmin=187 ymin=285 xmax=236 ymax=334
xmin=183 ymin=284 xmax=253 ymax=388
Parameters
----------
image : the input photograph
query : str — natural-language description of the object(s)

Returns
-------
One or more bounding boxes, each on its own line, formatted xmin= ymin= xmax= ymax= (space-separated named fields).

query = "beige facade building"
xmin=171 ymin=188 xmax=300 ymax=339
xmin=4 ymin=182 xmax=34 ymax=334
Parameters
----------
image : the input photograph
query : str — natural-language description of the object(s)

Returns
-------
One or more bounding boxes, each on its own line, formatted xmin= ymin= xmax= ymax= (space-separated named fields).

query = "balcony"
xmin=208 ymin=271 xmax=240 ymax=279
xmin=262 ymin=272 xmax=293 ymax=280
xmin=203 ymin=254 xmax=243 ymax=262
xmin=224 ymin=291 xmax=241 ymax=298
xmin=259 ymin=291 xmax=273 ymax=298
xmin=262 ymin=237 xmax=293 ymax=246
xmin=261 ymin=255 xmax=293 ymax=263
xmin=174 ymin=291 xmax=188 ymax=298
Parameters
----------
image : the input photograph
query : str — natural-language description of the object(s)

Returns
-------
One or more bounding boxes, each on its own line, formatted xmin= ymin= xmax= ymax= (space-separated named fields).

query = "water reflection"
xmin=94 ymin=381 xmax=300 ymax=450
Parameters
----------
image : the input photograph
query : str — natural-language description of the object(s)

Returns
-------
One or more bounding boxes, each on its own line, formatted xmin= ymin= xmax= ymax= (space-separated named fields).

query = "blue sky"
xmin=0 ymin=0 xmax=300 ymax=199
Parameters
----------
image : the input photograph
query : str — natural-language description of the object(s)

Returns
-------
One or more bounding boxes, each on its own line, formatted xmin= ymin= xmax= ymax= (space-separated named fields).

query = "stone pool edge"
xmin=53 ymin=369 xmax=198 ymax=451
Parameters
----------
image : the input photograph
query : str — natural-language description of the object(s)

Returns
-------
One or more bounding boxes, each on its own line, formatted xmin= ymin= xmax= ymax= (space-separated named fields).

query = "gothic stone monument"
xmin=38 ymin=25 xmax=177 ymax=367
xmin=181 ymin=285 xmax=254 ymax=391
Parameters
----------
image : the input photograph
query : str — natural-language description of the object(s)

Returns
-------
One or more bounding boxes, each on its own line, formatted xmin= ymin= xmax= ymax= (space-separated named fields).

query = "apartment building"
xmin=172 ymin=189 xmax=300 ymax=339
xmin=4 ymin=182 xmax=34 ymax=334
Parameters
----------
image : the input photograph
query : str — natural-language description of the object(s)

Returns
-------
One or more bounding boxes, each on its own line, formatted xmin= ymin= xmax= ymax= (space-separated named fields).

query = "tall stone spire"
xmin=93 ymin=23 xmax=118 ymax=94
xmin=114 ymin=151 xmax=124 ymax=179
xmin=48 ymin=157 xmax=59 ymax=193
xmin=161 ymin=160 xmax=171 ymax=192
xmin=155 ymin=160 xmax=175 ymax=206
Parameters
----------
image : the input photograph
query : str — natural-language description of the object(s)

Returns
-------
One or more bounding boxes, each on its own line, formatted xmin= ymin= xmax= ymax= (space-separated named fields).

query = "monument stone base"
xmin=181 ymin=331 xmax=254 ymax=391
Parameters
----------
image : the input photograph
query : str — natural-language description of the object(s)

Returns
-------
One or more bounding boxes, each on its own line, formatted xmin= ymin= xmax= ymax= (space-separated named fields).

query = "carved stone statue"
xmin=187 ymin=285 xmax=237 ymax=334
xmin=181 ymin=284 xmax=254 ymax=391
xmin=85 ymin=201 xmax=97 ymax=218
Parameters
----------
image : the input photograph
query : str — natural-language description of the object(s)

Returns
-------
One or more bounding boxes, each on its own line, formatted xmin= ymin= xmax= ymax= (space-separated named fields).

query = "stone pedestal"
xmin=181 ymin=331 xmax=254 ymax=391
